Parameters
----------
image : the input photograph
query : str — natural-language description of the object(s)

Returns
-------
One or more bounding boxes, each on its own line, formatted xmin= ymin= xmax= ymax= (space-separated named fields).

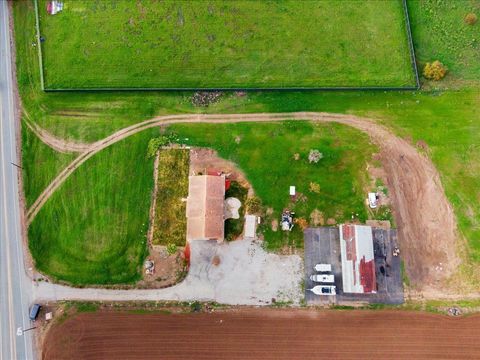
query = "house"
xmin=186 ymin=175 xmax=225 ymax=242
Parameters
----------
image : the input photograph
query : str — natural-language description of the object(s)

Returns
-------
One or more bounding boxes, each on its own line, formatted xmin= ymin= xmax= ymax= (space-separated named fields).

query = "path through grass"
xmin=21 ymin=122 xmax=75 ymax=207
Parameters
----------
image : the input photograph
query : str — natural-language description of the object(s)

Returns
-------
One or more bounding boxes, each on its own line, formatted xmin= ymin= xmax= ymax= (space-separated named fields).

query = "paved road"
xmin=0 ymin=2 xmax=35 ymax=359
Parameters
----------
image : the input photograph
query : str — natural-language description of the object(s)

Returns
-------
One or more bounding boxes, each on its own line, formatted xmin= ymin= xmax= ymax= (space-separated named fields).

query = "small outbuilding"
xmin=244 ymin=215 xmax=257 ymax=239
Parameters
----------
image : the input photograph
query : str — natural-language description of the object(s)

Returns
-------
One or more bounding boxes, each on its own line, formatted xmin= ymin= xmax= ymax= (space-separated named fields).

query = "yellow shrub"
xmin=464 ymin=13 xmax=478 ymax=25
xmin=423 ymin=61 xmax=447 ymax=81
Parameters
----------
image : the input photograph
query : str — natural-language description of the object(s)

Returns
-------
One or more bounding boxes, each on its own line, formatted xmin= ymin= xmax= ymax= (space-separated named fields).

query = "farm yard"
xmin=37 ymin=0 xmax=415 ymax=88
xmin=168 ymin=121 xmax=376 ymax=250
xmin=27 ymin=120 xmax=377 ymax=285
xmin=42 ymin=309 xmax=480 ymax=359
xmin=12 ymin=0 xmax=480 ymax=295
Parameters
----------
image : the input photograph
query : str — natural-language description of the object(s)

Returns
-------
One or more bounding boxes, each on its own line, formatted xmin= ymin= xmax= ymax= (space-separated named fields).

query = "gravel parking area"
xmin=304 ymin=227 xmax=404 ymax=305
xmin=186 ymin=239 xmax=304 ymax=305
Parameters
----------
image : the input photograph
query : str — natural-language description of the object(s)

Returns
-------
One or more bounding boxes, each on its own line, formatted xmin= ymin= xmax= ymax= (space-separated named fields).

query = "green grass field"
xmin=408 ymin=0 xmax=480 ymax=84
xmin=28 ymin=129 xmax=159 ymax=285
xmin=21 ymin=124 xmax=75 ymax=207
xmin=37 ymin=0 xmax=415 ymax=88
xmin=13 ymin=1 xmax=480 ymax=285
xmin=168 ymin=122 xmax=375 ymax=249
xmin=152 ymin=149 xmax=189 ymax=247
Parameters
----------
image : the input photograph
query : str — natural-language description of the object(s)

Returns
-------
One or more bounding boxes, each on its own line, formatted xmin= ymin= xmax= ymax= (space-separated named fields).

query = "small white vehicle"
xmin=310 ymin=274 xmax=334 ymax=283
xmin=314 ymin=263 xmax=332 ymax=272
xmin=368 ymin=192 xmax=378 ymax=209
xmin=309 ymin=285 xmax=336 ymax=296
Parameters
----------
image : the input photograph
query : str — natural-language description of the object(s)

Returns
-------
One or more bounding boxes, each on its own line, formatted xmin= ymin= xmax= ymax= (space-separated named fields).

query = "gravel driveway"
xmin=35 ymin=239 xmax=304 ymax=306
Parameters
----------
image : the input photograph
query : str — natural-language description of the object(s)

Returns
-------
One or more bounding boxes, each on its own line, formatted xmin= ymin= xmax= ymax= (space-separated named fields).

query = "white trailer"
xmin=314 ymin=263 xmax=332 ymax=272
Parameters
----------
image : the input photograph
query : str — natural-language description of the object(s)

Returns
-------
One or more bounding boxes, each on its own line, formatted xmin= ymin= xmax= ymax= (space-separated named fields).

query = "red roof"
xmin=359 ymin=257 xmax=376 ymax=293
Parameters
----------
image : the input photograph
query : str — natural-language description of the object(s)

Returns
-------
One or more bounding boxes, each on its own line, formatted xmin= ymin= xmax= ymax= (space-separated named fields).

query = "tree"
xmin=147 ymin=134 xmax=179 ymax=158
xmin=423 ymin=61 xmax=447 ymax=81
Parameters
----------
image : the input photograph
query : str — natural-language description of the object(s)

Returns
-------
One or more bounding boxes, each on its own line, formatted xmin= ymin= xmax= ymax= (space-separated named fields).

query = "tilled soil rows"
xmin=42 ymin=309 xmax=480 ymax=360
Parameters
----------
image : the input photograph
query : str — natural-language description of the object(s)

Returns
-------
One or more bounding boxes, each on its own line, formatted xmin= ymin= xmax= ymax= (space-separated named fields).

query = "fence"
xmin=33 ymin=0 xmax=420 ymax=92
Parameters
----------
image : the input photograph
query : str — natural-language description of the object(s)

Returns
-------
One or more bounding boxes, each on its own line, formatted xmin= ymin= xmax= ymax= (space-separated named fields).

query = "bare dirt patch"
xmin=189 ymin=147 xmax=251 ymax=190
xmin=137 ymin=249 xmax=187 ymax=289
xmin=42 ymin=309 xmax=480 ymax=360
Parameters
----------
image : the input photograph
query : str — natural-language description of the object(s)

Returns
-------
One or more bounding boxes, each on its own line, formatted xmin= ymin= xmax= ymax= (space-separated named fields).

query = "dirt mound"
xmin=42 ymin=309 xmax=480 ymax=360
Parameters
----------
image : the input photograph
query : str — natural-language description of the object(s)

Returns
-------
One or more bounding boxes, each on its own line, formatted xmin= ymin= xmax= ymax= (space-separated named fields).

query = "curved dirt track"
xmin=25 ymin=120 xmax=91 ymax=153
xmin=42 ymin=309 xmax=480 ymax=360
xmin=27 ymin=112 xmax=458 ymax=289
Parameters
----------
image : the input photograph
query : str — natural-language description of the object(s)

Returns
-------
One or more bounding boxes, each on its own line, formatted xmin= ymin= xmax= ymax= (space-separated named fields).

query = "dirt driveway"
xmin=43 ymin=309 xmax=480 ymax=360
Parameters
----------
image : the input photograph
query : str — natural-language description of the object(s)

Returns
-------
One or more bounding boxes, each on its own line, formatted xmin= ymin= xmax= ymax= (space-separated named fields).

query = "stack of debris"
xmin=46 ymin=1 xmax=63 ymax=15
xmin=191 ymin=92 xmax=223 ymax=107
xmin=144 ymin=260 xmax=155 ymax=275
xmin=281 ymin=210 xmax=294 ymax=231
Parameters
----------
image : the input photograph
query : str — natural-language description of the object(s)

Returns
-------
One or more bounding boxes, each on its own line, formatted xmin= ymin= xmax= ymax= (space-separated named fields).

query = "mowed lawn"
xmin=38 ymin=0 xmax=415 ymax=88
xmin=28 ymin=129 xmax=159 ymax=285
xmin=168 ymin=122 xmax=375 ymax=250
xmin=21 ymin=123 xmax=76 ymax=207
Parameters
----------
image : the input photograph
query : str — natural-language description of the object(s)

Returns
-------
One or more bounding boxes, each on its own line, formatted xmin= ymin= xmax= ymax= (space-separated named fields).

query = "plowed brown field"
xmin=43 ymin=309 xmax=480 ymax=360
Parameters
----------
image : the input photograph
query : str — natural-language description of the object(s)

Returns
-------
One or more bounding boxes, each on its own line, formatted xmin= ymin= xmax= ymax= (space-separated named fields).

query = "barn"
xmin=339 ymin=224 xmax=377 ymax=294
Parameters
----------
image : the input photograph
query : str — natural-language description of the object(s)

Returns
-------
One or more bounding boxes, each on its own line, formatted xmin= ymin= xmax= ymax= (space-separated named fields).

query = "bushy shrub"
xmin=245 ymin=196 xmax=262 ymax=214
xmin=147 ymin=134 xmax=178 ymax=158
xmin=166 ymin=243 xmax=178 ymax=255
xmin=423 ymin=61 xmax=447 ymax=81
xmin=308 ymin=149 xmax=323 ymax=163
xmin=309 ymin=182 xmax=320 ymax=194
xmin=464 ymin=13 xmax=478 ymax=25
xmin=294 ymin=217 xmax=309 ymax=230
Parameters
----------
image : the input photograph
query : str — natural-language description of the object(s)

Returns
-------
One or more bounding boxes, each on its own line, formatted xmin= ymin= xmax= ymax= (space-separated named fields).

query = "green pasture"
xmin=37 ymin=0 xmax=415 ymax=88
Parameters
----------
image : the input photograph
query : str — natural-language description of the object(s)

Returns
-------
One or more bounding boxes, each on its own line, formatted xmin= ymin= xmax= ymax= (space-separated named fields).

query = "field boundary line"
xmin=33 ymin=0 xmax=420 ymax=92
xmin=33 ymin=0 xmax=45 ymax=90
xmin=402 ymin=0 xmax=421 ymax=89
